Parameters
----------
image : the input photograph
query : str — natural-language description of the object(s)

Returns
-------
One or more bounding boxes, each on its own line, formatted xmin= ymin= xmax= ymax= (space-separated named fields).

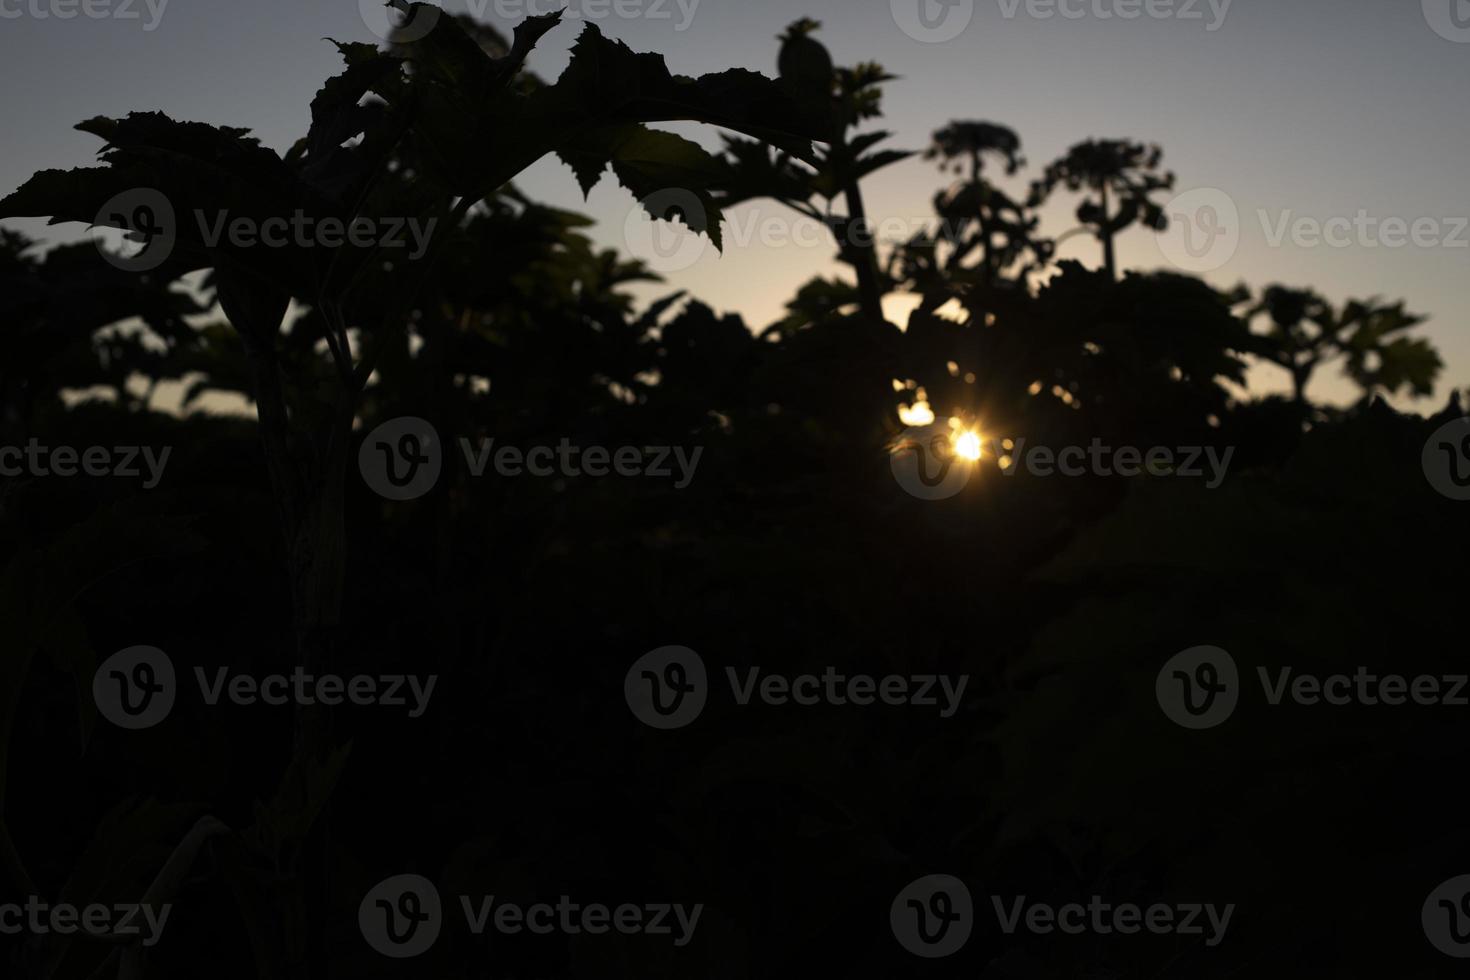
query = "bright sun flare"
xmin=954 ymin=430 xmax=983 ymax=461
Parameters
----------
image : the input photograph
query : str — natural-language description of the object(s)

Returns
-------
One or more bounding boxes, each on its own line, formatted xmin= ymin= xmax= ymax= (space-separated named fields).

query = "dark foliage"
xmin=0 ymin=9 xmax=1464 ymax=980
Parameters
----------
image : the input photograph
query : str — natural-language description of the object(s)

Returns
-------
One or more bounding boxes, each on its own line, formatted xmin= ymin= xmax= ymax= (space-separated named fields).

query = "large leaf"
xmin=289 ymin=41 xmax=407 ymax=207
xmin=709 ymin=136 xmax=816 ymax=209
xmin=559 ymin=124 xmax=727 ymax=249
xmin=379 ymin=13 xmax=829 ymax=204
xmin=0 ymin=114 xmax=306 ymax=300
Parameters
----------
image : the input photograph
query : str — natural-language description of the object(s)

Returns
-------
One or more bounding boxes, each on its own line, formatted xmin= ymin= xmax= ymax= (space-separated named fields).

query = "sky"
xmin=2 ymin=0 xmax=1468 ymax=408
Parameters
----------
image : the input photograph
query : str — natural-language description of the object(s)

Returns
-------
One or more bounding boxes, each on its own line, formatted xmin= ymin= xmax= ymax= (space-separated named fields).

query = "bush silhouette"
xmin=0 ymin=7 xmax=1465 ymax=979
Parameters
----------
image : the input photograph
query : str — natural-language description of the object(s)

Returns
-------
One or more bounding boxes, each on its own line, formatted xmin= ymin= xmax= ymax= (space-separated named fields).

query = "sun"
xmin=953 ymin=430 xmax=983 ymax=462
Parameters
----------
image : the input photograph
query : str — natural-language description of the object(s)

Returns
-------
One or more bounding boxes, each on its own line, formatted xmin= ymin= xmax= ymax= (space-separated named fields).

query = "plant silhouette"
xmin=1030 ymin=138 xmax=1174 ymax=281
xmin=1241 ymin=284 xmax=1441 ymax=408
xmin=0 ymin=7 xmax=1466 ymax=980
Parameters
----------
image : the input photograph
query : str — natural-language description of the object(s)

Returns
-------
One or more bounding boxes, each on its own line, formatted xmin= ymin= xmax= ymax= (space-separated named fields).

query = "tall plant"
xmin=1030 ymin=138 xmax=1173 ymax=280
xmin=0 ymin=7 xmax=829 ymax=976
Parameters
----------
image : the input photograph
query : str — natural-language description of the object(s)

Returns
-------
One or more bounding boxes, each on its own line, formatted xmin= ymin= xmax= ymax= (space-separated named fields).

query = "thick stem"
xmin=243 ymin=348 xmax=302 ymax=536
xmin=1292 ymin=365 xmax=1311 ymax=406
xmin=288 ymin=435 xmax=349 ymax=755
xmin=243 ymin=340 xmax=354 ymax=980
xmin=290 ymin=392 xmax=355 ymax=980
xmin=842 ymin=179 xmax=887 ymax=326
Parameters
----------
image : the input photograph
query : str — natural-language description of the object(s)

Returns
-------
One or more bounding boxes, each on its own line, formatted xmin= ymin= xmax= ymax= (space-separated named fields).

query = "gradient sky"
xmin=3 ymin=0 xmax=1467 ymax=407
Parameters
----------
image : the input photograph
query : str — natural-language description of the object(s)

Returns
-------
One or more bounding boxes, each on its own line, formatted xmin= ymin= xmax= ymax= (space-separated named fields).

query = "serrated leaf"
xmin=291 ymin=43 xmax=406 ymax=204
xmin=406 ymin=21 xmax=828 ymax=200
xmin=558 ymin=124 xmax=727 ymax=249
